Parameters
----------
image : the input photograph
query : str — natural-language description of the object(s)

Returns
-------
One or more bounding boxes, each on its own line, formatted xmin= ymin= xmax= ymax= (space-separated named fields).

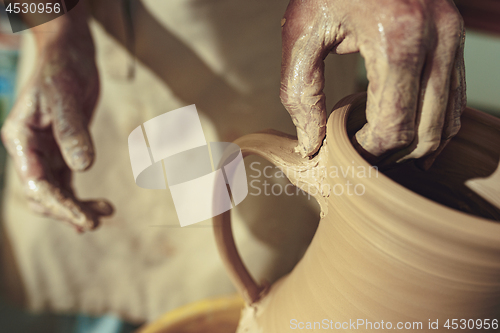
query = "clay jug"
xmin=213 ymin=93 xmax=500 ymax=332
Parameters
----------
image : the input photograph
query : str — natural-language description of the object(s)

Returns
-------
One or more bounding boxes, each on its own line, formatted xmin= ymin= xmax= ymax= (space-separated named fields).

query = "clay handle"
xmin=213 ymin=129 xmax=313 ymax=304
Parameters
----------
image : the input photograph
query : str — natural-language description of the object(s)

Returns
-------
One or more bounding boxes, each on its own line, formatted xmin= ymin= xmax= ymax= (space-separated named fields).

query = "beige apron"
xmin=1 ymin=0 xmax=357 ymax=323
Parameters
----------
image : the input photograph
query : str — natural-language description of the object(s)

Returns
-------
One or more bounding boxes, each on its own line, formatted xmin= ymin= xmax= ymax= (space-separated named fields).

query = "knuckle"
xmin=383 ymin=5 xmax=427 ymax=63
xmin=388 ymin=22 xmax=425 ymax=43
xmin=441 ymin=3 xmax=463 ymax=26
xmin=437 ymin=3 xmax=464 ymax=40
xmin=281 ymin=1 xmax=309 ymax=37
xmin=389 ymin=3 xmax=426 ymax=34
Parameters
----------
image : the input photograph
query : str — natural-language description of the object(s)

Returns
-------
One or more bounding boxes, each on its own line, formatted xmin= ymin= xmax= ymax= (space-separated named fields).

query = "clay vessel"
xmin=213 ymin=93 xmax=500 ymax=332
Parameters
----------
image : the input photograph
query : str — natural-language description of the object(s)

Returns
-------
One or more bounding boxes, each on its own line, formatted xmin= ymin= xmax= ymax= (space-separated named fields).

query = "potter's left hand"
xmin=1 ymin=5 xmax=113 ymax=232
xmin=280 ymin=0 xmax=466 ymax=165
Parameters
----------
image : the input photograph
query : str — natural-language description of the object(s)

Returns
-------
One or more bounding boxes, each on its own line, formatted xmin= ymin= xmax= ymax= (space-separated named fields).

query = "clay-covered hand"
xmin=280 ymin=0 xmax=466 ymax=163
xmin=1 ymin=20 xmax=113 ymax=232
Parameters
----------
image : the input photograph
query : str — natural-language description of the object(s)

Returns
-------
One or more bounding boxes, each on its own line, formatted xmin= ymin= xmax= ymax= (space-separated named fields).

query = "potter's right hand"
xmin=281 ymin=0 xmax=466 ymax=165
xmin=1 ymin=10 xmax=113 ymax=232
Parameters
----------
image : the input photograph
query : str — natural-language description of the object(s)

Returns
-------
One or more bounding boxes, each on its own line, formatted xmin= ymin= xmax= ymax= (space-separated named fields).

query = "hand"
xmin=1 ymin=18 xmax=113 ymax=232
xmin=280 ymin=0 xmax=466 ymax=164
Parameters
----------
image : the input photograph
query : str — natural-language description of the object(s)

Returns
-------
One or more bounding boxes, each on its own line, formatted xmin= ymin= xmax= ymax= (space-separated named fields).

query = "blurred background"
xmin=0 ymin=1 xmax=499 ymax=332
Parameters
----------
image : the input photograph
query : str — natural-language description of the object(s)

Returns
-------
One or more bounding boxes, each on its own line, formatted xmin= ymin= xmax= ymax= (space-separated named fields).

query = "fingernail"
xmin=92 ymin=200 xmax=114 ymax=216
xmin=71 ymin=147 xmax=93 ymax=171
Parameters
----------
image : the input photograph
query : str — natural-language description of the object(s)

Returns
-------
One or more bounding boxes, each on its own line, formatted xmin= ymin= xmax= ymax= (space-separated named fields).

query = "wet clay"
xmin=214 ymin=93 xmax=500 ymax=332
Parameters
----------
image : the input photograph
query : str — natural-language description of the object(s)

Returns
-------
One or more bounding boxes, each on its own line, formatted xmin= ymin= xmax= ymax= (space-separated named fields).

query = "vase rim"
xmin=325 ymin=93 xmax=500 ymax=239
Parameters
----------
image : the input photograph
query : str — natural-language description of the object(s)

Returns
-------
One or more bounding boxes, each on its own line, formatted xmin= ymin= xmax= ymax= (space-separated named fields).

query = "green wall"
xmin=464 ymin=30 xmax=500 ymax=116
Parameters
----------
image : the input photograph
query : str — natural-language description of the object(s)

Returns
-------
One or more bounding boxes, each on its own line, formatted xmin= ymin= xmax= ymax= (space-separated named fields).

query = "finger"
xmin=14 ymin=141 xmax=104 ymax=232
xmin=417 ymin=26 xmax=466 ymax=170
xmin=399 ymin=8 xmax=463 ymax=163
xmin=25 ymin=179 xmax=99 ymax=232
xmin=2 ymin=97 xmax=99 ymax=232
xmin=48 ymin=90 xmax=95 ymax=172
xmin=280 ymin=1 xmax=333 ymax=157
xmin=355 ymin=16 xmax=427 ymax=158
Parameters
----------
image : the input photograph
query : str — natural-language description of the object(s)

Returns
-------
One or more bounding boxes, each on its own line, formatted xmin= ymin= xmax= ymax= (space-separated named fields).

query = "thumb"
xmin=51 ymin=96 xmax=95 ymax=171
xmin=280 ymin=2 xmax=330 ymax=157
